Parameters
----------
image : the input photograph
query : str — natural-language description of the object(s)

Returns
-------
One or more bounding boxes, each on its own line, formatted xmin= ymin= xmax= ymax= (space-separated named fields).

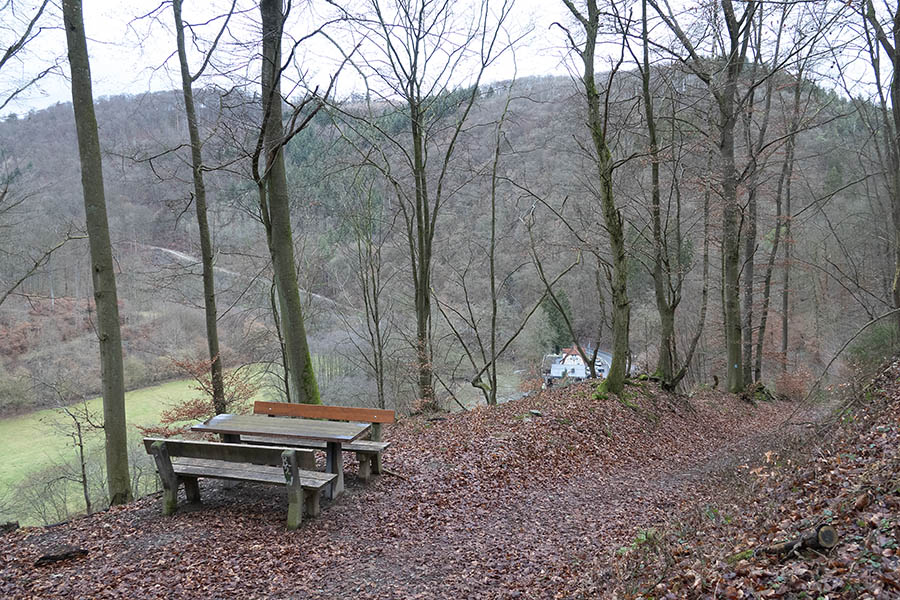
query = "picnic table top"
xmin=191 ymin=413 xmax=371 ymax=444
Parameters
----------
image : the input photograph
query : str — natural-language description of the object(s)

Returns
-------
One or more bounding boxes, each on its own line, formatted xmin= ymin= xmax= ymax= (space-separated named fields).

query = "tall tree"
xmin=171 ymin=0 xmax=235 ymax=414
xmin=649 ymin=0 xmax=758 ymax=392
xmin=633 ymin=0 xmax=709 ymax=390
xmin=862 ymin=0 xmax=900 ymax=333
xmin=332 ymin=0 xmax=514 ymax=409
xmin=256 ymin=0 xmax=320 ymax=404
xmin=560 ymin=0 xmax=631 ymax=394
xmin=62 ymin=0 xmax=132 ymax=505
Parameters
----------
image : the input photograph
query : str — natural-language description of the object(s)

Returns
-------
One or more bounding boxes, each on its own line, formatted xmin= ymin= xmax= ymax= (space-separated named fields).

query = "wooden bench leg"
xmin=162 ymin=487 xmax=178 ymax=516
xmin=325 ymin=442 xmax=344 ymax=499
xmin=372 ymin=452 xmax=383 ymax=475
xmin=357 ymin=452 xmax=371 ymax=481
xmin=150 ymin=441 xmax=179 ymax=516
xmin=304 ymin=489 xmax=321 ymax=517
xmin=371 ymin=423 xmax=384 ymax=475
xmin=299 ymin=451 xmax=316 ymax=471
xmin=183 ymin=477 xmax=201 ymax=503
xmin=286 ymin=485 xmax=303 ymax=530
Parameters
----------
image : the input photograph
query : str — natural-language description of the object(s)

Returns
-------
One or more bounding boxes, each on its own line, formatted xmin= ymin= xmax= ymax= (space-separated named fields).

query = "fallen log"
xmin=34 ymin=545 xmax=88 ymax=567
xmin=763 ymin=524 xmax=838 ymax=556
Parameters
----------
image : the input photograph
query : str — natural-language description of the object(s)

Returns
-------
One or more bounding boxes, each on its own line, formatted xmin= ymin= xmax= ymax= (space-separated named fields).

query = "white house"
xmin=545 ymin=346 xmax=611 ymax=384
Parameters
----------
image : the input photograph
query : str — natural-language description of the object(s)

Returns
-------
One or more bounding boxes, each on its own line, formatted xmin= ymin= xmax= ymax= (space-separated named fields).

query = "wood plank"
xmin=191 ymin=414 xmax=370 ymax=444
xmin=143 ymin=437 xmax=314 ymax=466
xmin=171 ymin=458 xmax=334 ymax=489
xmin=254 ymin=401 xmax=395 ymax=423
xmin=241 ymin=435 xmax=389 ymax=454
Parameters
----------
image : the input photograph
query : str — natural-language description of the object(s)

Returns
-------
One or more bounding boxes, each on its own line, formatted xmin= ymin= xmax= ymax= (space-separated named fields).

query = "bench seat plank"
xmin=171 ymin=457 xmax=334 ymax=488
xmin=240 ymin=435 xmax=390 ymax=454
xmin=144 ymin=437 xmax=334 ymax=528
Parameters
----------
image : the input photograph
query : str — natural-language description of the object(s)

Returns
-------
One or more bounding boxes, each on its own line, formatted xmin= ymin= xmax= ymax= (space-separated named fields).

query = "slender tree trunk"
xmin=259 ymin=0 xmax=319 ymax=404
xmin=566 ymin=0 xmax=630 ymax=394
xmin=719 ymin=1 xmax=755 ymax=393
xmin=741 ymin=186 xmax=756 ymax=384
xmin=756 ymin=74 xmax=801 ymax=381
xmin=642 ymin=0 xmax=676 ymax=382
xmin=721 ymin=104 xmax=743 ymax=393
xmin=408 ymin=98 xmax=434 ymax=408
xmin=173 ymin=0 xmax=225 ymax=413
xmin=62 ymin=0 xmax=132 ymax=505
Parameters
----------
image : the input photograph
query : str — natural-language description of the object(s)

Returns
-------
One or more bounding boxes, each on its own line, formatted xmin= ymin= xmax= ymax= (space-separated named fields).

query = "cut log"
xmin=34 ymin=545 xmax=88 ymax=566
xmin=763 ymin=524 xmax=838 ymax=556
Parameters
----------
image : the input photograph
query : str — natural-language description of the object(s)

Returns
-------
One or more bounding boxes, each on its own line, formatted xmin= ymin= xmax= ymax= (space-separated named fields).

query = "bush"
xmin=774 ymin=367 xmax=812 ymax=401
xmin=0 ymin=364 xmax=32 ymax=415
xmin=847 ymin=322 xmax=899 ymax=373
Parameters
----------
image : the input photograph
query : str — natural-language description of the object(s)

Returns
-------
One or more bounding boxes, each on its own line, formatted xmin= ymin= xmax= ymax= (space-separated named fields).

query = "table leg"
xmin=325 ymin=441 xmax=344 ymax=499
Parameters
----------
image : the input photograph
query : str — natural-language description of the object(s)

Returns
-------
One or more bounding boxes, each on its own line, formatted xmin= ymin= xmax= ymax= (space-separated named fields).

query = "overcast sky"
xmin=0 ymin=0 xmax=887 ymax=118
xmin=2 ymin=0 xmax=579 ymax=117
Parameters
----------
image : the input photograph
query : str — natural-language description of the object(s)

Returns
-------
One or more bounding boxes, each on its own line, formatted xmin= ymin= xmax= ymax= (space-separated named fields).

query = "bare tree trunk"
xmin=409 ymin=100 xmax=434 ymax=408
xmin=756 ymin=73 xmax=801 ymax=381
xmin=862 ymin=1 xmax=900 ymax=333
xmin=172 ymin=0 xmax=226 ymax=413
xmin=259 ymin=0 xmax=319 ymax=404
xmin=641 ymin=0 xmax=676 ymax=382
xmin=62 ymin=0 xmax=132 ymax=505
xmin=563 ymin=0 xmax=630 ymax=394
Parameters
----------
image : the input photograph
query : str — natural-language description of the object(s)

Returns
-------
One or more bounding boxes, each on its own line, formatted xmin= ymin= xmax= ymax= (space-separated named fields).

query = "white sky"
xmin=1 ymin=0 xmax=577 ymax=116
xmin=0 ymin=0 xmax=888 ymax=117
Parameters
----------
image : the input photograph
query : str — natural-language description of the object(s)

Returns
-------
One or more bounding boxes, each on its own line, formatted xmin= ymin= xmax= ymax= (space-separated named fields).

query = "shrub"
xmin=137 ymin=357 xmax=258 ymax=437
xmin=0 ymin=364 xmax=32 ymax=415
xmin=774 ymin=367 xmax=812 ymax=401
xmin=847 ymin=322 xmax=899 ymax=374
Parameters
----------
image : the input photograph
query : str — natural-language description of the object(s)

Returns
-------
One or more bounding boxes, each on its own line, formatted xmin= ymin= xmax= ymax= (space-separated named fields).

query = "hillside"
xmin=0 ymin=70 xmax=884 ymax=420
xmin=0 ymin=380 xmax=841 ymax=598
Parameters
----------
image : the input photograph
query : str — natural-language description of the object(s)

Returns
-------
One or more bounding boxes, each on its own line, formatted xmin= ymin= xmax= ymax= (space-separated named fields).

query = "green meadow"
xmin=0 ymin=379 xmax=198 ymax=499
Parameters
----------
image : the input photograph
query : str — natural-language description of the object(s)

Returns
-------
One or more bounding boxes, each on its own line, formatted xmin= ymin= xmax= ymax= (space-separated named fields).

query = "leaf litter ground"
xmin=0 ymin=376 xmax=869 ymax=599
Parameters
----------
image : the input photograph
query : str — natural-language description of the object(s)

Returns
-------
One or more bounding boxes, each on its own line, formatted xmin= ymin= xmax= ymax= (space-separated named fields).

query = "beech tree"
xmin=62 ymin=0 xmax=132 ymax=505
xmin=861 ymin=0 xmax=900 ymax=333
xmin=648 ymin=0 xmax=759 ymax=393
xmin=559 ymin=0 xmax=631 ymax=394
xmin=255 ymin=0 xmax=320 ymax=404
xmin=629 ymin=0 xmax=709 ymax=390
xmin=331 ymin=0 xmax=515 ymax=409
xmin=170 ymin=0 xmax=236 ymax=414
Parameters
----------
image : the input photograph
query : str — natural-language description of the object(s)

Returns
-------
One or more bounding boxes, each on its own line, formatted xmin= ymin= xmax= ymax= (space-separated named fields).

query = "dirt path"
xmin=0 ymin=384 xmax=822 ymax=599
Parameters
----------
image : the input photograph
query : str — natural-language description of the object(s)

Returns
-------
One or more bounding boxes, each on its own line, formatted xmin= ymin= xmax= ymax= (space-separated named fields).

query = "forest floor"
xmin=0 ymin=370 xmax=894 ymax=599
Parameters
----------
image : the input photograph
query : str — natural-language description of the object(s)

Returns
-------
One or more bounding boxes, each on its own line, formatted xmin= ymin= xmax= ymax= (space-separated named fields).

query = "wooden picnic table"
xmin=191 ymin=413 xmax=370 ymax=499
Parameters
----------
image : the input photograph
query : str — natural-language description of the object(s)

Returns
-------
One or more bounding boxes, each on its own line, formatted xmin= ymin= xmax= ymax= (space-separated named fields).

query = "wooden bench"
xmin=245 ymin=401 xmax=395 ymax=481
xmin=143 ymin=437 xmax=335 ymax=529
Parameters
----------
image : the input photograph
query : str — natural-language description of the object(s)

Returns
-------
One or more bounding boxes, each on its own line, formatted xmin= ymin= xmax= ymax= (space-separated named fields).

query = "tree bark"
xmin=757 ymin=74 xmax=801 ymax=381
xmin=563 ymin=0 xmax=630 ymax=394
xmin=642 ymin=0 xmax=676 ymax=383
xmin=173 ymin=0 xmax=226 ymax=414
xmin=259 ymin=0 xmax=319 ymax=404
xmin=62 ymin=0 xmax=132 ymax=505
xmin=409 ymin=98 xmax=434 ymax=408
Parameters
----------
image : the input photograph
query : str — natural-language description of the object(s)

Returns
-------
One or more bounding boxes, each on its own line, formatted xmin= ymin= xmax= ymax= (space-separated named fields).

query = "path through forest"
xmin=0 ymin=382 xmax=825 ymax=599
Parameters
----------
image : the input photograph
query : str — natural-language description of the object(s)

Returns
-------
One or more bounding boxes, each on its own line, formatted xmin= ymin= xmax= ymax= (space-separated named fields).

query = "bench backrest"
xmin=142 ymin=437 xmax=313 ymax=466
xmin=253 ymin=401 xmax=395 ymax=424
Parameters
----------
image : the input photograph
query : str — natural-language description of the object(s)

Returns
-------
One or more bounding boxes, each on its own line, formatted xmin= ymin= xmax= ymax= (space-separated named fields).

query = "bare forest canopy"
xmin=0 ymin=57 xmax=893 ymax=417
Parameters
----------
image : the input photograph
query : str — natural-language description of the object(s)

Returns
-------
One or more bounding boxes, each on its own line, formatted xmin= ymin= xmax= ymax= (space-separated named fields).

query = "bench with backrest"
xmin=143 ymin=437 xmax=335 ymax=529
xmin=244 ymin=402 xmax=395 ymax=481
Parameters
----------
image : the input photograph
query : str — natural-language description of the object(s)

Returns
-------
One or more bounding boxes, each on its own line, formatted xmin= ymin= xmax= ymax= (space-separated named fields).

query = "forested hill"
xmin=0 ymin=69 xmax=890 ymax=416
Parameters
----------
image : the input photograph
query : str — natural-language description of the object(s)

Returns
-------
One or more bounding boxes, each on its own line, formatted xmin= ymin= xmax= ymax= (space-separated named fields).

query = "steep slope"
xmin=0 ymin=381 xmax=817 ymax=598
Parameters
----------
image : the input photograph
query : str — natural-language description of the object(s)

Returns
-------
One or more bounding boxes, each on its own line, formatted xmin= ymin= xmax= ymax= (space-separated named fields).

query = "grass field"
xmin=0 ymin=379 xmax=198 ymax=497
xmin=0 ymin=375 xmax=284 ymax=525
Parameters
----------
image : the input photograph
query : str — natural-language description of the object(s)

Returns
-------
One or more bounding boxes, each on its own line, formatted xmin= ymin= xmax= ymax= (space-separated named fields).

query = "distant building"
xmin=542 ymin=346 xmax=611 ymax=387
